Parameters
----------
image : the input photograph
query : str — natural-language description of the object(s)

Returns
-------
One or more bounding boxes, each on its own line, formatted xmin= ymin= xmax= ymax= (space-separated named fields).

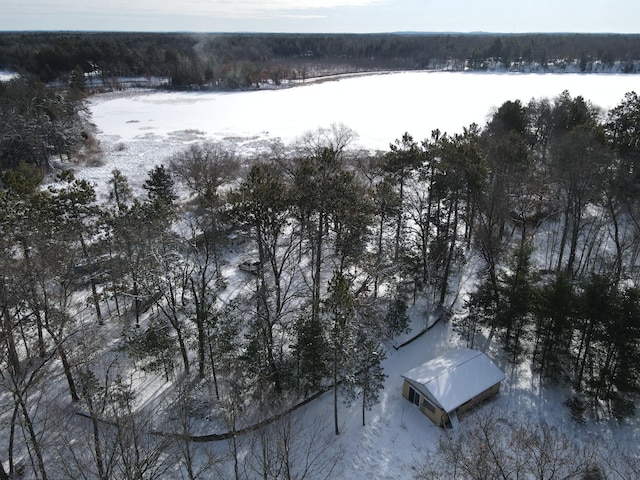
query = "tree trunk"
xmin=16 ymin=390 xmax=48 ymax=480
xmin=440 ymin=198 xmax=459 ymax=306
xmin=2 ymin=306 xmax=20 ymax=377
xmin=362 ymin=383 xmax=367 ymax=427
xmin=80 ymin=235 xmax=103 ymax=325
xmin=8 ymin=404 xmax=18 ymax=479
xmin=58 ymin=344 xmax=80 ymax=402
xmin=311 ymin=212 xmax=324 ymax=323
xmin=85 ymin=394 xmax=107 ymax=480
xmin=133 ymin=277 xmax=140 ymax=326
xmin=22 ymin=242 xmax=46 ymax=358
xmin=333 ymin=356 xmax=339 ymax=435
xmin=394 ymin=176 xmax=404 ymax=260
xmin=374 ymin=213 xmax=385 ymax=299
xmin=576 ymin=319 xmax=594 ymax=389
xmin=556 ymin=204 xmax=570 ymax=273
xmin=607 ymin=197 xmax=624 ymax=285
xmin=191 ymin=278 xmax=207 ymax=379
xmin=197 ymin=317 xmax=206 ymax=379
xmin=177 ymin=329 xmax=190 ymax=375
xmin=207 ymin=323 xmax=220 ymax=400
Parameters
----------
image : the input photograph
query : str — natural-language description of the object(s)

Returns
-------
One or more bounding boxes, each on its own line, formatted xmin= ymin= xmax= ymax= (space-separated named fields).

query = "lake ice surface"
xmin=83 ymin=71 xmax=640 ymax=198
xmin=91 ymin=71 xmax=640 ymax=149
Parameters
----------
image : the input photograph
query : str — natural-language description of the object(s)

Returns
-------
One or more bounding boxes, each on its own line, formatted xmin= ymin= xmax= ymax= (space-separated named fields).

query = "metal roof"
xmin=402 ymin=348 xmax=506 ymax=413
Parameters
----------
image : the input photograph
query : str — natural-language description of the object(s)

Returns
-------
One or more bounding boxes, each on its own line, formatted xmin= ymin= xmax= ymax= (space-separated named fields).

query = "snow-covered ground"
xmin=72 ymin=72 xmax=640 ymax=478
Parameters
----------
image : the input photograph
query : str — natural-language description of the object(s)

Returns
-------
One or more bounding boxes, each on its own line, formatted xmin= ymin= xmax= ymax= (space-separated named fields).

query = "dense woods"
xmin=2 ymin=58 xmax=640 ymax=477
xmin=2 ymin=32 xmax=640 ymax=89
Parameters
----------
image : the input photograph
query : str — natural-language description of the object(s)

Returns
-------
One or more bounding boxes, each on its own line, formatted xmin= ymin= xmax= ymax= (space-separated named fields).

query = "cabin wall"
xmin=402 ymin=379 xmax=502 ymax=427
xmin=420 ymin=398 xmax=448 ymax=426
xmin=456 ymin=382 xmax=501 ymax=417
xmin=402 ymin=380 xmax=448 ymax=426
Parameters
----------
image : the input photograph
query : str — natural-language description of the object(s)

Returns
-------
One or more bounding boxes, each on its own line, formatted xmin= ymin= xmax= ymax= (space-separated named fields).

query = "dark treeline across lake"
xmin=2 ymin=32 xmax=640 ymax=89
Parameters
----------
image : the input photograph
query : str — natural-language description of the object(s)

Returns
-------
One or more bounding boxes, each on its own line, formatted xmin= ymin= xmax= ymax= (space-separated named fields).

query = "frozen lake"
xmin=84 ymin=71 xmax=640 ymax=195
xmin=91 ymin=71 xmax=639 ymax=149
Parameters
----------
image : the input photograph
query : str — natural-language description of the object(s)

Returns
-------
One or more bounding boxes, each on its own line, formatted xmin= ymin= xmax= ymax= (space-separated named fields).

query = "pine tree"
xmin=384 ymin=295 xmax=410 ymax=338
xmin=533 ymin=274 xmax=575 ymax=383
xmin=345 ymin=330 xmax=387 ymax=427
xmin=228 ymin=162 xmax=295 ymax=393
xmin=383 ymin=132 xmax=423 ymax=260
xmin=324 ymin=271 xmax=357 ymax=435
xmin=108 ymin=168 xmax=132 ymax=211
xmin=495 ymin=240 xmax=538 ymax=362
xmin=143 ymin=164 xmax=177 ymax=210
xmin=293 ymin=309 xmax=328 ymax=395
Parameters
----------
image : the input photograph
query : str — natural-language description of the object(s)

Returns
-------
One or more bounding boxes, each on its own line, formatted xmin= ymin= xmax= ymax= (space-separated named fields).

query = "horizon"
xmin=1 ymin=30 xmax=639 ymax=36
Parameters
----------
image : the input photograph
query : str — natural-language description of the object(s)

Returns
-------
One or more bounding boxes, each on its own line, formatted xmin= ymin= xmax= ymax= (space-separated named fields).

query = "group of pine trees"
xmin=0 ymin=74 xmax=90 ymax=171
xmin=461 ymin=92 xmax=640 ymax=419
xmin=2 ymin=32 xmax=640 ymax=89
xmin=2 ymin=69 xmax=640 ymax=476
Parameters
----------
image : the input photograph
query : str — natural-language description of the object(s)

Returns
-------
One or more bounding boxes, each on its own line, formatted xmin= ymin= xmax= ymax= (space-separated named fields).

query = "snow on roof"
xmin=402 ymin=348 xmax=505 ymax=413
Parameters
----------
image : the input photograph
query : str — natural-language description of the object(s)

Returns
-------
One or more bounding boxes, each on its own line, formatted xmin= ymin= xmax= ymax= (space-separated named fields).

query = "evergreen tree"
xmin=228 ymin=162 xmax=296 ymax=393
xmin=461 ymin=272 xmax=498 ymax=349
xmin=372 ymin=178 xmax=401 ymax=297
xmin=124 ymin=317 xmax=175 ymax=381
xmin=323 ymin=271 xmax=357 ymax=435
xmin=143 ymin=164 xmax=177 ymax=213
xmin=345 ymin=330 xmax=386 ymax=427
xmin=495 ymin=240 xmax=539 ymax=362
xmin=383 ymin=133 xmax=423 ymax=259
xmin=69 ymin=64 xmax=87 ymax=96
xmin=611 ymin=287 xmax=640 ymax=394
xmin=108 ymin=168 xmax=132 ymax=211
xmin=383 ymin=294 xmax=410 ymax=338
xmin=575 ymin=275 xmax=615 ymax=394
xmin=293 ymin=309 xmax=328 ymax=395
xmin=533 ymin=274 xmax=575 ymax=383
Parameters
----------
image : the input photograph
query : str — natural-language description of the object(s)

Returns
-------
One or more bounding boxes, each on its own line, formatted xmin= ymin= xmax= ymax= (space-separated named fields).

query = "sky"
xmin=2 ymin=0 xmax=639 ymax=33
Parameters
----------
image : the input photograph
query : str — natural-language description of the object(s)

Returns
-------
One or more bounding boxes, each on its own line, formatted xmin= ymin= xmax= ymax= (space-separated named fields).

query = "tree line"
xmin=2 ymin=32 xmax=640 ymax=89
xmin=2 ymin=86 xmax=640 ymax=477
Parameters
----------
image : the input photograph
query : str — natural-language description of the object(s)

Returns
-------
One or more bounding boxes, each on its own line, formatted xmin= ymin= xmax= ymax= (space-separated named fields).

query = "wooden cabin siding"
xmin=402 ymin=378 xmax=502 ymax=427
xmin=402 ymin=379 xmax=448 ymax=426
xmin=456 ymin=382 xmax=501 ymax=417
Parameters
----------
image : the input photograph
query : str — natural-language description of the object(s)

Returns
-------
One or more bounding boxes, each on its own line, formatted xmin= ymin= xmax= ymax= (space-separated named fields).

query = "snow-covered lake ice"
xmin=83 ymin=71 xmax=640 ymax=197
xmin=91 ymin=71 xmax=639 ymax=149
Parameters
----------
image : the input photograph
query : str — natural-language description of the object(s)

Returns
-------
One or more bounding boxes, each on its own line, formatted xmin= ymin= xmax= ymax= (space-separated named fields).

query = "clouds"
xmin=190 ymin=0 xmax=385 ymax=19
xmin=1 ymin=0 xmax=637 ymax=33
xmin=5 ymin=0 xmax=384 ymax=19
xmin=1 ymin=0 xmax=380 ymax=31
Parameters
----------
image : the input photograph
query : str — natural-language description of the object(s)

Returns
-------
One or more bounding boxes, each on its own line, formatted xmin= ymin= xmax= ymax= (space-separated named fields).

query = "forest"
xmin=1 ymin=67 xmax=640 ymax=477
xmin=1 ymin=32 xmax=640 ymax=89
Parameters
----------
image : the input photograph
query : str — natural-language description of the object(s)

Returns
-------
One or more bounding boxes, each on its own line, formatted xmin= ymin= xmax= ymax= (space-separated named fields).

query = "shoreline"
xmin=87 ymin=67 xmax=640 ymax=101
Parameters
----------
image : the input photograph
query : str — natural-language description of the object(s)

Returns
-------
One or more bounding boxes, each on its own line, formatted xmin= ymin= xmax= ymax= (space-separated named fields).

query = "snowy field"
xmin=76 ymin=72 xmax=640 ymax=478
xmin=81 ymin=71 xmax=640 ymax=199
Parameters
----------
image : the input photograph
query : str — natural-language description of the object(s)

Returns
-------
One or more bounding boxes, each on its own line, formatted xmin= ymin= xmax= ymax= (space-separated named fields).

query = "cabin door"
xmin=408 ymin=386 xmax=420 ymax=407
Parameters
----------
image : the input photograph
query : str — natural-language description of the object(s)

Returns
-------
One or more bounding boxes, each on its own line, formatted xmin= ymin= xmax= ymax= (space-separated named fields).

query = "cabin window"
xmin=421 ymin=397 xmax=436 ymax=413
xmin=408 ymin=386 xmax=420 ymax=407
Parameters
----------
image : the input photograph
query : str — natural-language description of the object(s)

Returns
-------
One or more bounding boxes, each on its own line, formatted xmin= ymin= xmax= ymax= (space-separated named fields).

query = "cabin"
xmin=401 ymin=348 xmax=505 ymax=427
